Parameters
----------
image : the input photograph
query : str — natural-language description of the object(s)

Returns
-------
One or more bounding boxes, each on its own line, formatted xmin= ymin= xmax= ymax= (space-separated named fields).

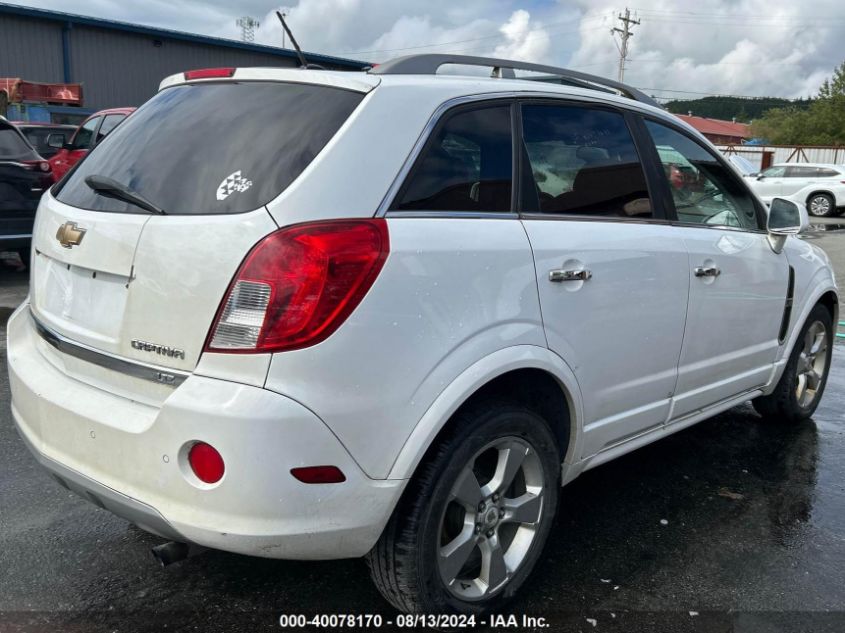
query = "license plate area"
xmin=33 ymin=253 xmax=129 ymax=343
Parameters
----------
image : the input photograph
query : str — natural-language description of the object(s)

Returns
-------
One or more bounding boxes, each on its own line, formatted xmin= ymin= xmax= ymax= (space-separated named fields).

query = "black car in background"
xmin=14 ymin=122 xmax=76 ymax=159
xmin=0 ymin=117 xmax=52 ymax=265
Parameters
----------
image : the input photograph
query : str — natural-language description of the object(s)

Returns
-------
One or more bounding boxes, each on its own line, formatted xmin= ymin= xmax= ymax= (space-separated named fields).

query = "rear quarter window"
xmin=56 ymin=82 xmax=364 ymax=215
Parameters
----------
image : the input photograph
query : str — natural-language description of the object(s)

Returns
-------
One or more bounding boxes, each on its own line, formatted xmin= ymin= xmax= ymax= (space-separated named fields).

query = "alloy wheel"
xmin=809 ymin=195 xmax=832 ymax=216
xmin=437 ymin=437 xmax=545 ymax=601
xmin=795 ymin=320 xmax=828 ymax=408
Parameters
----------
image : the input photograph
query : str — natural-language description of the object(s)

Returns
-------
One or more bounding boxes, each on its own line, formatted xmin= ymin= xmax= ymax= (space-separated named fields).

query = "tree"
xmin=751 ymin=61 xmax=845 ymax=145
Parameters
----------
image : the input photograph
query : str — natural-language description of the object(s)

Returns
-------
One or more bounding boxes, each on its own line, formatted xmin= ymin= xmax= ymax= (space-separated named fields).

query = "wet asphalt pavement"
xmin=1 ymin=224 xmax=845 ymax=633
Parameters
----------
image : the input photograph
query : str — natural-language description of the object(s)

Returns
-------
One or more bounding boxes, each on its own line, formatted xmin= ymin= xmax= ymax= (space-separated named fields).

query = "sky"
xmin=9 ymin=0 xmax=845 ymax=100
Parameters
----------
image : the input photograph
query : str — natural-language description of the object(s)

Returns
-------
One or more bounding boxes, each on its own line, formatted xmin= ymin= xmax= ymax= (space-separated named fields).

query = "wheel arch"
xmin=805 ymin=189 xmax=837 ymax=205
xmin=387 ymin=345 xmax=584 ymax=481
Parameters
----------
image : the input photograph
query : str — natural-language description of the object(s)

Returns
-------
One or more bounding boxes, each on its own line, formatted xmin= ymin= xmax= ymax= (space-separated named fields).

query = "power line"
xmin=611 ymin=8 xmax=640 ymax=82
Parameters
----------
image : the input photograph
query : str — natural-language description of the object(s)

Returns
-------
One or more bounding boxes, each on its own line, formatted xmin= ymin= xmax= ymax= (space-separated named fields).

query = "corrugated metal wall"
xmin=718 ymin=145 xmax=845 ymax=171
xmin=0 ymin=12 xmax=351 ymax=111
xmin=0 ymin=14 xmax=66 ymax=84
xmin=68 ymin=25 xmax=300 ymax=109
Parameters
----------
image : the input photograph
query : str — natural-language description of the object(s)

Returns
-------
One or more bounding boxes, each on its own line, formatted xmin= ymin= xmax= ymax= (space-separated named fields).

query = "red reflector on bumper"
xmin=291 ymin=466 xmax=346 ymax=484
xmin=188 ymin=442 xmax=225 ymax=483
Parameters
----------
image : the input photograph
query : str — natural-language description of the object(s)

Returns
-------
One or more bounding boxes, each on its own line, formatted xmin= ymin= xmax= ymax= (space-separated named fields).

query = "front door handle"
xmin=549 ymin=268 xmax=592 ymax=282
xmin=694 ymin=265 xmax=721 ymax=278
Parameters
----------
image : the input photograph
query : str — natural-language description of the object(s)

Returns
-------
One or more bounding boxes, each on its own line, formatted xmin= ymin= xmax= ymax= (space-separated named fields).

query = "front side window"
xmin=646 ymin=120 xmax=761 ymax=230
xmin=96 ymin=114 xmax=126 ymax=143
xmin=760 ymin=166 xmax=786 ymax=178
xmin=71 ymin=117 xmax=100 ymax=150
xmin=393 ymin=104 xmax=512 ymax=212
xmin=521 ymin=104 xmax=652 ymax=218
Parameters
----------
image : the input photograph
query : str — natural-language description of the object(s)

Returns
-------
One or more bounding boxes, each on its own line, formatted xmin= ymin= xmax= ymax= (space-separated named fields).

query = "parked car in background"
xmin=13 ymin=122 xmax=76 ymax=159
xmin=48 ymin=107 xmax=134 ymax=181
xmin=7 ymin=58 xmax=838 ymax=615
xmin=746 ymin=162 xmax=845 ymax=217
xmin=0 ymin=116 xmax=52 ymax=263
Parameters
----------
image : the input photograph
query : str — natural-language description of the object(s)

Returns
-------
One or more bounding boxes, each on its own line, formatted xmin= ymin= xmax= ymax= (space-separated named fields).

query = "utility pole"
xmin=236 ymin=16 xmax=260 ymax=42
xmin=611 ymin=8 xmax=640 ymax=83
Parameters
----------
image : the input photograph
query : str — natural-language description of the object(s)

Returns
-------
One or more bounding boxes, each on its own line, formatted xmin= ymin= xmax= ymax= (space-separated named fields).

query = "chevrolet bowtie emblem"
xmin=56 ymin=221 xmax=87 ymax=248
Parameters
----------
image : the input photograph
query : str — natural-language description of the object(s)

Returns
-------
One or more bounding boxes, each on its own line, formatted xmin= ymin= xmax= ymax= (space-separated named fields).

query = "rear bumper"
xmin=8 ymin=304 xmax=404 ymax=559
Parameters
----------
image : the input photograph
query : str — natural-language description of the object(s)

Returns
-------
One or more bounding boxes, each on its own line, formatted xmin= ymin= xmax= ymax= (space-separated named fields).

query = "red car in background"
xmin=48 ymin=107 xmax=135 ymax=181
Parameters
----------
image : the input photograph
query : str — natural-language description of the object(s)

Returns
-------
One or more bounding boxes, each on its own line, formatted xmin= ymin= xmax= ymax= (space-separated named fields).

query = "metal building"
xmin=0 ymin=3 xmax=367 ymax=112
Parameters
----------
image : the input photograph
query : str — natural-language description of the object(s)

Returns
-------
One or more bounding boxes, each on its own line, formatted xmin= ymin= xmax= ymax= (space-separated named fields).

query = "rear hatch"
xmin=29 ymin=72 xmax=372 ymax=386
xmin=0 ymin=121 xmax=52 ymax=232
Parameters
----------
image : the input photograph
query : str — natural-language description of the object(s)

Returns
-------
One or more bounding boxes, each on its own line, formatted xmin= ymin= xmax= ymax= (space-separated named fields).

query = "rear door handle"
xmin=694 ymin=266 xmax=721 ymax=278
xmin=549 ymin=269 xmax=592 ymax=282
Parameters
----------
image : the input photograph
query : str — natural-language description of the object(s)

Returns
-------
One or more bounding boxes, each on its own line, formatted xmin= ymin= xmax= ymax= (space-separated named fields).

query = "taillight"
xmin=205 ymin=219 xmax=389 ymax=354
xmin=20 ymin=160 xmax=50 ymax=172
xmin=184 ymin=67 xmax=235 ymax=80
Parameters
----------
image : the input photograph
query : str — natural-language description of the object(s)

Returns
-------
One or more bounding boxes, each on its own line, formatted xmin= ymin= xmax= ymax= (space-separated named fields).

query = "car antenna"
xmin=276 ymin=11 xmax=324 ymax=70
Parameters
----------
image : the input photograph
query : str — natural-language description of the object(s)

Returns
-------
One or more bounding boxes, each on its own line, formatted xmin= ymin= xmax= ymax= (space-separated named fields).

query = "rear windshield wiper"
xmin=84 ymin=175 xmax=167 ymax=215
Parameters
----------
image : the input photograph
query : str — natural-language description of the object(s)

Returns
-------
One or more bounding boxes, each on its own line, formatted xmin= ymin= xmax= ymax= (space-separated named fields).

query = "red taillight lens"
xmin=291 ymin=466 xmax=346 ymax=484
xmin=206 ymin=219 xmax=389 ymax=354
xmin=184 ymin=67 xmax=236 ymax=80
xmin=188 ymin=442 xmax=225 ymax=484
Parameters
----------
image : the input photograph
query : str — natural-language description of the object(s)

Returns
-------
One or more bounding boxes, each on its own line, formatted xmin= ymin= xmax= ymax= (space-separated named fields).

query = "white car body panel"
xmin=7 ymin=68 xmax=838 ymax=561
xmin=522 ymin=220 xmax=689 ymax=457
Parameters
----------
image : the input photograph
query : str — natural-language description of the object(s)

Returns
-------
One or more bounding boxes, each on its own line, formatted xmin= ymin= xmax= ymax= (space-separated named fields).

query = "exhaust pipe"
xmin=151 ymin=541 xmax=205 ymax=567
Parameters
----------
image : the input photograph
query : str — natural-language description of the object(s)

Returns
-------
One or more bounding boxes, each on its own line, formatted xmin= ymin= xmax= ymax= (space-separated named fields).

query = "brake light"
xmin=206 ymin=219 xmax=389 ymax=354
xmin=184 ymin=67 xmax=235 ymax=80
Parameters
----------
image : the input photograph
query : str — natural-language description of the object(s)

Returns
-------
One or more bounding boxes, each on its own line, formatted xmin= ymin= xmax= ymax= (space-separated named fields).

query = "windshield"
xmin=55 ymin=81 xmax=364 ymax=215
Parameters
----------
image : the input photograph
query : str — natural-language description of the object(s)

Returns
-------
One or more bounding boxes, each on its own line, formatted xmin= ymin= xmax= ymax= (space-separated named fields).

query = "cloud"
xmin=9 ymin=0 xmax=845 ymax=98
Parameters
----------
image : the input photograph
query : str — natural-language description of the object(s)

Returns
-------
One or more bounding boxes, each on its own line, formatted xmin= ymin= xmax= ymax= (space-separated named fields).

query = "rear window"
xmin=0 ymin=123 xmax=36 ymax=160
xmin=56 ymin=82 xmax=364 ymax=215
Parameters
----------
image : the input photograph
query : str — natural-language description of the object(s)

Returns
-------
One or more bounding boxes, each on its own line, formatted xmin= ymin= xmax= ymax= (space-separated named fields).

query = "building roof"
xmin=674 ymin=114 xmax=751 ymax=140
xmin=0 ymin=2 xmax=368 ymax=70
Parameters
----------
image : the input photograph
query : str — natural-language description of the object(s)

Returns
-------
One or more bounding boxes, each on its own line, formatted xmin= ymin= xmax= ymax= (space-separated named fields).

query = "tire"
xmin=366 ymin=400 xmax=560 ymax=614
xmin=806 ymin=193 xmax=836 ymax=217
xmin=753 ymin=304 xmax=834 ymax=422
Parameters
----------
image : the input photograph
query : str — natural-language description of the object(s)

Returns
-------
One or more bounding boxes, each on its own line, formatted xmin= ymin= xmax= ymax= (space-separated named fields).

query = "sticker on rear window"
xmin=216 ymin=170 xmax=253 ymax=201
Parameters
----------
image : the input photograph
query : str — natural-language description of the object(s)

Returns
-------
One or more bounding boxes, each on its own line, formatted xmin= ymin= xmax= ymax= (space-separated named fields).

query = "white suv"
xmin=748 ymin=162 xmax=845 ymax=217
xmin=7 ymin=55 xmax=838 ymax=614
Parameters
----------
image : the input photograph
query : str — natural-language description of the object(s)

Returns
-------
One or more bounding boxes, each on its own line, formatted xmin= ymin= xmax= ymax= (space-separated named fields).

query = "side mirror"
xmin=756 ymin=174 xmax=765 ymax=180
xmin=62 ymin=142 xmax=74 ymax=151
xmin=767 ymin=197 xmax=809 ymax=252
xmin=46 ymin=133 xmax=65 ymax=149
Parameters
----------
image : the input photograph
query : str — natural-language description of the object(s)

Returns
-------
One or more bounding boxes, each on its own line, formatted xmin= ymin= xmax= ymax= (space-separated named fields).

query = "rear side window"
xmin=785 ymin=165 xmax=818 ymax=178
xmin=393 ymin=104 xmax=512 ymax=212
xmin=818 ymin=168 xmax=841 ymax=177
xmin=56 ymin=82 xmax=364 ymax=215
xmin=521 ymin=104 xmax=652 ymax=218
xmin=0 ymin=123 xmax=35 ymax=159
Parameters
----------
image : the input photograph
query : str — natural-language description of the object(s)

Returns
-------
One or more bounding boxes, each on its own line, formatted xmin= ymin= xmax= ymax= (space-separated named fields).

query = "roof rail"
xmin=369 ymin=54 xmax=660 ymax=108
